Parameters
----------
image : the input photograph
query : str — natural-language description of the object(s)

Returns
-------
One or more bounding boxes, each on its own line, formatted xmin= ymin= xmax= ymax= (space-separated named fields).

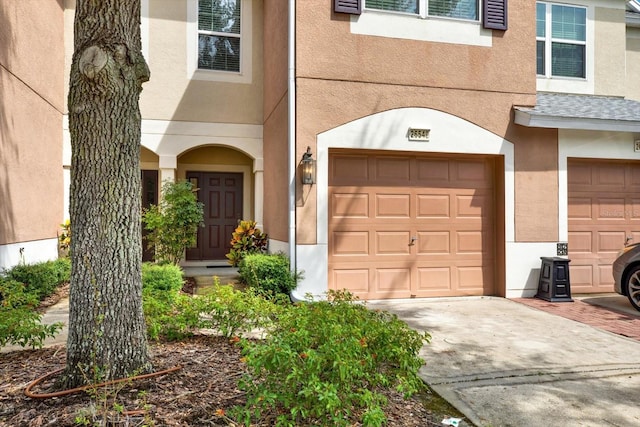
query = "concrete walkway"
xmin=369 ymin=297 xmax=640 ymax=427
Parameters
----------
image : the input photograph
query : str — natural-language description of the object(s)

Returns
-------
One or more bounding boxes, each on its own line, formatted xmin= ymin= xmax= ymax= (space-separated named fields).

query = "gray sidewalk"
xmin=369 ymin=297 xmax=640 ymax=427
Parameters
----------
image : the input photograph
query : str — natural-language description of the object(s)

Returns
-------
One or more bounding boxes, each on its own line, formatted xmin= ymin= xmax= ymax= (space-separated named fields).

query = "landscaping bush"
xmin=0 ymin=277 xmax=63 ymax=348
xmin=142 ymin=180 xmax=204 ymax=265
xmin=197 ymin=283 xmax=287 ymax=338
xmin=226 ymin=220 xmax=268 ymax=267
xmin=234 ymin=290 xmax=430 ymax=427
xmin=238 ymin=253 xmax=299 ymax=297
xmin=4 ymin=258 xmax=71 ymax=301
xmin=142 ymin=262 xmax=183 ymax=294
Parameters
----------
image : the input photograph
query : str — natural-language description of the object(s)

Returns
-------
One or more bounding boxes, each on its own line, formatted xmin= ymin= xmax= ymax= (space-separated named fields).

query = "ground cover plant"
xmin=0 ymin=259 xmax=69 ymax=349
xmin=0 ymin=263 xmax=466 ymax=426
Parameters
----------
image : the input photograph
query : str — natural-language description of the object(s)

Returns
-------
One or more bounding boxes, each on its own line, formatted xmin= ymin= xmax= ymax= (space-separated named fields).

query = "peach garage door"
xmin=568 ymin=159 xmax=640 ymax=293
xmin=328 ymin=151 xmax=496 ymax=300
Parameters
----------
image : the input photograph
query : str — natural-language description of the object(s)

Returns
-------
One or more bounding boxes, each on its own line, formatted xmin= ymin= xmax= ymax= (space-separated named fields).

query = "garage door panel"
xmin=329 ymin=153 xmax=496 ymax=299
xmin=376 ymin=268 xmax=411 ymax=292
xmin=416 ymin=159 xmax=450 ymax=182
xmin=332 ymin=231 xmax=369 ymax=256
xmin=375 ymin=231 xmax=411 ymax=255
xmin=417 ymin=195 xmax=450 ymax=217
xmin=456 ymin=194 xmax=491 ymax=218
xmin=454 ymin=160 xmax=492 ymax=186
xmin=569 ymin=265 xmax=593 ymax=288
xmin=569 ymin=159 xmax=640 ymax=293
xmin=416 ymin=267 xmax=452 ymax=292
xmin=597 ymin=199 xmax=625 ymax=220
xmin=416 ymin=231 xmax=450 ymax=254
xmin=597 ymin=231 xmax=627 ymax=252
xmin=568 ymin=231 xmax=592 ymax=252
xmin=458 ymin=266 xmax=489 ymax=291
xmin=568 ymin=198 xmax=592 ymax=219
xmin=375 ymin=157 xmax=411 ymax=183
xmin=331 ymin=155 xmax=369 ymax=185
xmin=332 ymin=193 xmax=369 ymax=218
xmin=376 ymin=194 xmax=410 ymax=217
xmin=333 ymin=269 xmax=370 ymax=294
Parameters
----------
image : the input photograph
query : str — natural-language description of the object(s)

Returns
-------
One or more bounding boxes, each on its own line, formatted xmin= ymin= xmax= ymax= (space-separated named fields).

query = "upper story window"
xmin=187 ymin=0 xmax=252 ymax=83
xmin=365 ymin=0 xmax=479 ymax=21
xmin=536 ymin=2 xmax=586 ymax=79
xmin=198 ymin=0 xmax=241 ymax=72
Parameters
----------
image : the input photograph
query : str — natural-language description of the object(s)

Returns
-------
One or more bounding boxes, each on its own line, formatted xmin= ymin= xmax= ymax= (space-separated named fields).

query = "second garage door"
xmin=328 ymin=151 xmax=497 ymax=300
xmin=568 ymin=159 xmax=640 ymax=293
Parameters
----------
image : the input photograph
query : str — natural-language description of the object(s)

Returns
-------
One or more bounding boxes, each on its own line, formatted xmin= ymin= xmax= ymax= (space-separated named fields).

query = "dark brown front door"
xmin=186 ymin=172 xmax=243 ymax=261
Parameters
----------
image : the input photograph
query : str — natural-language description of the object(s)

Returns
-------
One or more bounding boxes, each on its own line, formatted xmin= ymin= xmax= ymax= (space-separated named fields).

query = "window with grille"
xmin=536 ymin=2 xmax=586 ymax=79
xmin=365 ymin=0 xmax=479 ymax=21
xmin=198 ymin=0 xmax=241 ymax=72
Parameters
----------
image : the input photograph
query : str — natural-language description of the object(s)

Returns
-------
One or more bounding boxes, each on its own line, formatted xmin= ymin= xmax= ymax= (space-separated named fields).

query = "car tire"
xmin=625 ymin=265 xmax=640 ymax=311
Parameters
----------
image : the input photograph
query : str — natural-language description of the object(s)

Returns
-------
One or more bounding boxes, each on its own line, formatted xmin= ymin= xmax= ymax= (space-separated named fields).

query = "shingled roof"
xmin=514 ymin=92 xmax=640 ymax=132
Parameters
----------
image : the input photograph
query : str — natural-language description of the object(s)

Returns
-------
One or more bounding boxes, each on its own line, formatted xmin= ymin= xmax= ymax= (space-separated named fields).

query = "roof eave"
xmin=514 ymin=110 xmax=640 ymax=133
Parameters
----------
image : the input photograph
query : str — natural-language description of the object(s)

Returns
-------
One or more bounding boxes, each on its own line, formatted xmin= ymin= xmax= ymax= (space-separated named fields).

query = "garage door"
xmin=568 ymin=159 xmax=640 ymax=293
xmin=328 ymin=152 xmax=496 ymax=300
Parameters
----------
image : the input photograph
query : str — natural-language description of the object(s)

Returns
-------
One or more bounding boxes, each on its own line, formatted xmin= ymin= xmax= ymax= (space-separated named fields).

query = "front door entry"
xmin=186 ymin=172 xmax=243 ymax=261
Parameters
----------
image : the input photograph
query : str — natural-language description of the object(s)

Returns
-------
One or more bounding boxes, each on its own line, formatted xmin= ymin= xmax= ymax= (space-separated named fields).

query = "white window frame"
xmin=364 ymin=0 xmax=480 ymax=23
xmin=353 ymin=0 xmax=492 ymax=46
xmin=536 ymin=1 xmax=594 ymax=94
xmin=186 ymin=0 xmax=253 ymax=84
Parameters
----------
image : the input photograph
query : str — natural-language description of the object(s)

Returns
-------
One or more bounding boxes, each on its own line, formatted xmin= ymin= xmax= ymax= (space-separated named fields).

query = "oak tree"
xmin=63 ymin=0 xmax=151 ymax=387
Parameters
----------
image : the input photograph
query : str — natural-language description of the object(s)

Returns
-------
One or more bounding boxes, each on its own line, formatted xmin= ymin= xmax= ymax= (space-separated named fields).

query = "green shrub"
xmin=197 ymin=283 xmax=287 ymax=338
xmin=234 ymin=290 xmax=430 ymax=427
xmin=238 ymin=253 xmax=299 ymax=297
xmin=142 ymin=262 xmax=183 ymax=294
xmin=142 ymin=180 xmax=204 ymax=265
xmin=0 ymin=277 xmax=63 ymax=348
xmin=5 ymin=258 xmax=71 ymax=301
xmin=226 ymin=220 xmax=268 ymax=267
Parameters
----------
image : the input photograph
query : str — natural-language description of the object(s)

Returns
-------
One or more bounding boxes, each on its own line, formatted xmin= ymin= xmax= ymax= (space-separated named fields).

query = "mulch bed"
xmin=0 ymin=279 xmax=464 ymax=426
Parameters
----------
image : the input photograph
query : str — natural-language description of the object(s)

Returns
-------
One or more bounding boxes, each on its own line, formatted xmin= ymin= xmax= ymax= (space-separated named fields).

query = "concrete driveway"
xmin=368 ymin=297 xmax=640 ymax=427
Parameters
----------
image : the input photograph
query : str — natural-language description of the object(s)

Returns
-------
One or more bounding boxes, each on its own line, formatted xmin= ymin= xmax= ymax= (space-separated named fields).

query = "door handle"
xmin=408 ymin=236 xmax=417 ymax=247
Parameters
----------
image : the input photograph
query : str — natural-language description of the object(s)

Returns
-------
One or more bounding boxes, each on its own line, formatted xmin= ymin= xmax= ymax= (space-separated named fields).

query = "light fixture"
xmin=301 ymin=146 xmax=316 ymax=185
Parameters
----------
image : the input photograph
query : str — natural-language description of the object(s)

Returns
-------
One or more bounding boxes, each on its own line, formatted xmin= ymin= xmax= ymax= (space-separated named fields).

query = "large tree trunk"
xmin=62 ymin=0 xmax=151 ymax=388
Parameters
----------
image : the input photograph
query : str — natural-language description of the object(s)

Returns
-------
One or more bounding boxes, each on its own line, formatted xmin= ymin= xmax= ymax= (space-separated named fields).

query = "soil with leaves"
xmin=0 ymin=283 xmax=466 ymax=427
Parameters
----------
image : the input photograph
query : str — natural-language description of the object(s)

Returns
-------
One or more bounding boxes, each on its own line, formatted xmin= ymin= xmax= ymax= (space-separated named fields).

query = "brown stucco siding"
xmin=263 ymin=97 xmax=289 ymax=242
xmin=296 ymin=0 xmax=536 ymax=97
xmin=0 ymin=67 xmax=63 ymax=245
xmin=509 ymin=125 xmax=559 ymax=242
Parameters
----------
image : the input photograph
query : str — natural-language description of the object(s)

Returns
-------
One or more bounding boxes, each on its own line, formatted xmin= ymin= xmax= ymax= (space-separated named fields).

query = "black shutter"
xmin=334 ymin=0 xmax=361 ymax=15
xmin=483 ymin=0 xmax=507 ymax=31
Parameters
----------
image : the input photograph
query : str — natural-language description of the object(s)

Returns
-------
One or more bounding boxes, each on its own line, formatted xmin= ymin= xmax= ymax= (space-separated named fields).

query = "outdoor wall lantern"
xmin=301 ymin=146 xmax=316 ymax=185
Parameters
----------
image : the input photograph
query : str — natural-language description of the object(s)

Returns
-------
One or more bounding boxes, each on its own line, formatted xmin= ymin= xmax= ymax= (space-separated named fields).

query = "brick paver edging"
xmin=512 ymin=298 xmax=640 ymax=341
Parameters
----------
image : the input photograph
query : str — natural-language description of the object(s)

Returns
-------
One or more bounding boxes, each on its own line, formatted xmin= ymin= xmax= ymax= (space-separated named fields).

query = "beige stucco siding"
xmin=0 ymin=1 xmax=64 ymax=245
xmin=64 ymin=0 xmax=263 ymax=124
xmin=627 ymin=26 xmax=640 ymax=101
xmin=594 ymin=6 xmax=626 ymax=97
xmin=140 ymin=0 xmax=263 ymax=123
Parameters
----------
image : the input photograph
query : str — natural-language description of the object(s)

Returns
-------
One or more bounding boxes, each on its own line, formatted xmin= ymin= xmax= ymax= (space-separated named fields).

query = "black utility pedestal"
xmin=535 ymin=257 xmax=573 ymax=302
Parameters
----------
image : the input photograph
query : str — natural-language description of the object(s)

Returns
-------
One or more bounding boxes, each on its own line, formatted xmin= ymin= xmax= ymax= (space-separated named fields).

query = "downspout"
xmin=288 ymin=0 xmax=296 ymax=273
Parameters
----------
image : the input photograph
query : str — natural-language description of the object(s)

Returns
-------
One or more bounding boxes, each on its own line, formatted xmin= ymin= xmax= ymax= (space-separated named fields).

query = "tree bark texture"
xmin=63 ymin=0 xmax=151 ymax=388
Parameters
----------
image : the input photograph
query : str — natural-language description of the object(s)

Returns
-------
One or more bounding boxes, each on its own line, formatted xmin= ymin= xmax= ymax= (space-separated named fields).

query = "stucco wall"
xmin=0 ymin=1 xmax=64 ymax=246
xmin=262 ymin=0 xmax=290 ymax=242
xmin=297 ymin=0 xmax=535 ymax=96
xmin=64 ymin=0 xmax=264 ymax=124
xmin=594 ymin=6 xmax=626 ymax=97
xmin=627 ymin=26 xmax=640 ymax=101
